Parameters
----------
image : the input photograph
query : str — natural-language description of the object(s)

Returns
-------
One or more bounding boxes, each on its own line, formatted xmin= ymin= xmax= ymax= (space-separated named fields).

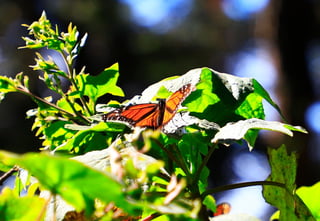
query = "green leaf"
xmin=0 ymin=187 xmax=46 ymax=221
xmin=211 ymin=118 xmax=307 ymax=151
xmin=54 ymin=122 xmax=121 ymax=154
xmin=203 ymin=195 xmax=216 ymax=214
xmin=31 ymin=52 xmax=67 ymax=78
xmin=0 ymin=162 xmax=14 ymax=172
xmin=42 ymin=121 xmax=77 ymax=150
xmin=56 ymin=97 xmax=83 ymax=113
xmin=235 ymin=93 xmax=264 ymax=120
xmin=178 ymin=133 xmax=208 ymax=175
xmin=21 ymin=11 xmax=62 ymax=51
xmin=75 ymin=63 xmax=124 ymax=103
xmin=186 ymin=68 xmax=220 ymax=113
xmin=198 ymin=69 xmax=254 ymax=125
xmin=253 ymin=79 xmax=285 ymax=120
xmin=0 ymin=151 xmax=140 ymax=215
xmin=0 ymin=76 xmax=17 ymax=94
xmin=262 ymin=145 xmax=315 ymax=221
xmin=187 ymin=69 xmax=280 ymax=129
xmin=297 ymin=182 xmax=320 ymax=220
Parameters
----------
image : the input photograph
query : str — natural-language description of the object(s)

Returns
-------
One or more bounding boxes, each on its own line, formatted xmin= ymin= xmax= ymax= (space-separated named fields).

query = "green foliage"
xmin=212 ymin=118 xmax=306 ymax=150
xmin=0 ymin=187 xmax=46 ymax=221
xmin=263 ymin=145 xmax=315 ymax=221
xmin=297 ymin=182 xmax=320 ymax=220
xmin=0 ymin=151 xmax=139 ymax=214
xmin=0 ymin=11 xmax=316 ymax=221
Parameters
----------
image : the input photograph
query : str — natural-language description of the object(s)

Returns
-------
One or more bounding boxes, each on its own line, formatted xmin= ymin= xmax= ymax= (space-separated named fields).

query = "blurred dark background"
xmin=1 ymin=0 xmax=320 ymax=220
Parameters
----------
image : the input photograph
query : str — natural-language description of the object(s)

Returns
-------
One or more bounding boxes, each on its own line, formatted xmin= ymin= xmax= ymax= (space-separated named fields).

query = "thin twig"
xmin=152 ymin=138 xmax=191 ymax=179
xmin=35 ymin=193 xmax=53 ymax=221
xmin=141 ymin=212 xmax=161 ymax=221
xmin=0 ymin=166 xmax=19 ymax=185
xmin=59 ymin=51 xmax=92 ymax=116
xmin=16 ymin=87 xmax=76 ymax=117
xmin=201 ymin=180 xmax=287 ymax=198
xmin=16 ymin=86 xmax=91 ymax=125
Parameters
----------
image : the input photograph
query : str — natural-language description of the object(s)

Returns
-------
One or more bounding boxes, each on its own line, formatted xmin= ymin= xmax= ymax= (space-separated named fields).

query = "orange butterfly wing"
xmin=103 ymin=83 xmax=194 ymax=129
xmin=103 ymin=103 xmax=162 ymax=128
xmin=162 ymin=84 xmax=194 ymax=126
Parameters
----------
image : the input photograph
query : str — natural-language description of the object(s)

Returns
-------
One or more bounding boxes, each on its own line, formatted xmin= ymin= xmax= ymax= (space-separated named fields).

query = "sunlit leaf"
xmin=0 ymin=151 xmax=140 ymax=215
xmin=0 ymin=187 xmax=46 ymax=221
xmin=235 ymin=93 xmax=264 ymax=119
xmin=185 ymin=68 xmax=220 ymax=113
xmin=42 ymin=121 xmax=76 ymax=150
xmin=211 ymin=118 xmax=307 ymax=150
xmin=56 ymin=97 xmax=83 ymax=113
xmin=297 ymin=182 xmax=320 ymax=220
xmin=0 ymin=76 xmax=17 ymax=93
xmin=75 ymin=63 xmax=124 ymax=103
xmin=54 ymin=122 xmax=120 ymax=154
xmin=0 ymin=162 xmax=15 ymax=173
xmin=210 ymin=213 xmax=260 ymax=221
xmin=203 ymin=195 xmax=216 ymax=213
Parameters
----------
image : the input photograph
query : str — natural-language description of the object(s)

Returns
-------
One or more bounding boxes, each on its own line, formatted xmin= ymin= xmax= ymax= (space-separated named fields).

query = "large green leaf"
xmin=185 ymin=68 xmax=220 ymax=113
xmin=0 ymin=187 xmax=46 ymax=221
xmin=178 ymin=133 xmax=208 ymax=175
xmin=136 ymin=67 xmax=287 ymax=148
xmin=42 ymin=121 xmax=77 ymax=150
xmin=262 ymin=145 xmax=315 ymax=221
xmin=0 ymin=151 xmax=140 ymax=215
xmin=75 ymin=63 xmax=124 ymax=102
xmin=54 ymin=122 xmax=121 ymax=154
xmin=253 ymin=79 xmax=285 ymax=120
xmin=297 ymin=182 xmax=320 ymax=220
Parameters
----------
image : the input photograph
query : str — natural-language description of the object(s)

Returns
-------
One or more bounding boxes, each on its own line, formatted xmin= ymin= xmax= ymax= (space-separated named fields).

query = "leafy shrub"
xmin=0 ymin=12 xmax=318 ymax=221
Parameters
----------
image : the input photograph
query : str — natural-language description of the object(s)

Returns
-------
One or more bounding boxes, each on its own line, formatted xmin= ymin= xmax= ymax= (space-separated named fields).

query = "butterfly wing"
xmin=103 ymin=103 xmax=163 ymax=129
xmin=162 ymin=83 xmax=194 ymax=126
xmin=103 ymin=83 xmax=194 ymax=130
xmin=133 ymin=99 xmax=165 ymax=129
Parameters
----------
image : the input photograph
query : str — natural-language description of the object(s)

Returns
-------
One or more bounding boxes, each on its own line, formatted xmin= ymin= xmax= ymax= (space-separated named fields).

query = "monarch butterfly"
xmin=102 ymin=84 xmax=194 ymax=130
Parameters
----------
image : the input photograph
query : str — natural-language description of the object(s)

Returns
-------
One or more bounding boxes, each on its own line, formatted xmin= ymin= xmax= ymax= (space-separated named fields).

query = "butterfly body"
xmin=103 ymin=84 xmax=194 ymax=130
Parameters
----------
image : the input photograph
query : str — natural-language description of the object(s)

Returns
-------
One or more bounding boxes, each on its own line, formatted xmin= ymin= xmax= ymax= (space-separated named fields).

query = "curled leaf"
xmin=211 ymin=118 xmax=307 ymax=150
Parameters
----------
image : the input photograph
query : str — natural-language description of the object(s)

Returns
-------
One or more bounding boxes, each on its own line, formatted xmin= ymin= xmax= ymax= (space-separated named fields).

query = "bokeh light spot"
xmin=218 ymin=149 xmax=272 ymax=220
xmin=226 ymin=42 xmax=279 ymax=120
xmin=118 ymin=0 xmax=193 ymax=33
xmin=226 ymin=44 xmax=277 ymax=89
xmin=222 ymin=0 xmax=270 ymax=20
xmin=306 ymin=43 xmax=320 ymax=97
xmin=305 ymin=101 xmax=320 ymax=133
xmin=232 ymin=151 xmax=270 ymax=180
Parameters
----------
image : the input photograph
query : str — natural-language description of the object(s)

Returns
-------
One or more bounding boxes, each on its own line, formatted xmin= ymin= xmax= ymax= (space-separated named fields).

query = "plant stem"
xmin=59 ymin=51 xmax=92 ymax=115
xmin=170 ymin=144 xmax=192 ymax=179
xmin=201 ymin=180 xmax=287 ymax=198
xmin=36 ymin=193 xmax=53 ymax=221
xmin=141 ymin=213 xmax=161 ymax=221
xmin=16 ymin=86 xmax=90 ymax=125
xmin=16 ymin=87 xmax=74 ymax=116
xmin=0 ymin=166 xmax=19 ymax=185
xmin=192 ymin=144 xmax=217 ymax=188
xmin=152 ymin=138 xmax=194 ymax=187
